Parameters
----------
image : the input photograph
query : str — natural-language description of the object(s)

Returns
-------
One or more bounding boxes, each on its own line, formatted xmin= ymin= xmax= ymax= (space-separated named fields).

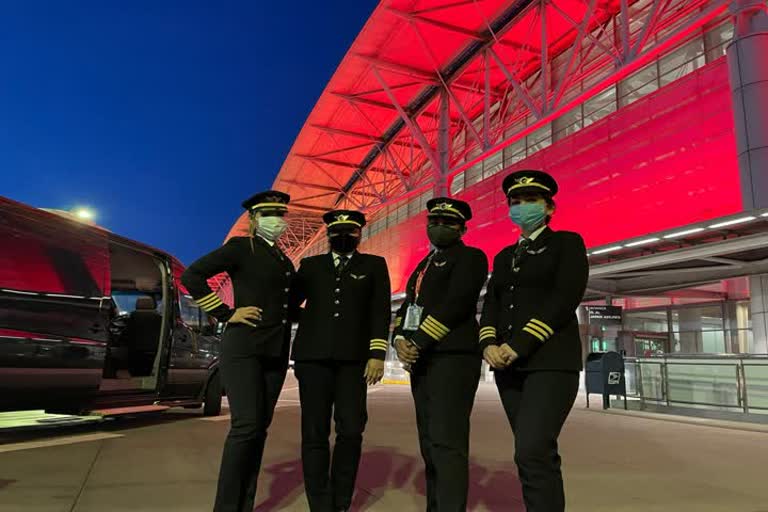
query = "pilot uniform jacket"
xmin=393 ymin=241 xmax=488 ymax=353
xmin=292 ymin=252 xmax=391 ymax=362
xmin=181 ymin=236 xmax=296 ymax=358
xmin=479 ymin=227 xmax=588 ymax=371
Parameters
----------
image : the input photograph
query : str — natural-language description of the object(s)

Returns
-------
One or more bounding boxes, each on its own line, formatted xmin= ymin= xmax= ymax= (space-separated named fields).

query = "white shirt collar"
xmin=257 ymin=234 xmax=275 ymax=247
xmin=332 ymin=251 xmax=354 ymax=267
xmin=524 ymin=225 xmax=548 ymax=242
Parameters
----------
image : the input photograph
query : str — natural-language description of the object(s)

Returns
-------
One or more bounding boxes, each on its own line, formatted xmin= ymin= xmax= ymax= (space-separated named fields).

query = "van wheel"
xmin=203 ymin=372 xmax=223 ymax=417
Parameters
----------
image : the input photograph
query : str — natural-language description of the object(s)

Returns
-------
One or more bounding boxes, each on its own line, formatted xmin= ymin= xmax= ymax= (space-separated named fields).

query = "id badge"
xmin=403 ymin=304 xmax=423 ymax=332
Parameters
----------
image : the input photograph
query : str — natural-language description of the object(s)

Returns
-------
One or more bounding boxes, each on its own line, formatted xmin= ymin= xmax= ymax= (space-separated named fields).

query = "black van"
xmin=0 ymin=196 xmax=224 ymax=418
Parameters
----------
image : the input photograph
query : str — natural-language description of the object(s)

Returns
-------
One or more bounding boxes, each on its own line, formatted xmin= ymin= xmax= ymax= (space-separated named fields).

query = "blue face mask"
xmin=509 ymin=202 xmax=547 ymax=232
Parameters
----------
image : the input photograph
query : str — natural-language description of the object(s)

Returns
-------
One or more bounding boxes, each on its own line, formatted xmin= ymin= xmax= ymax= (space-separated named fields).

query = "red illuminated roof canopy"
xmin=254 ymin=0 xmax=727 ymax=260
xmin=274 ymin=0 xmax=722 ymax=210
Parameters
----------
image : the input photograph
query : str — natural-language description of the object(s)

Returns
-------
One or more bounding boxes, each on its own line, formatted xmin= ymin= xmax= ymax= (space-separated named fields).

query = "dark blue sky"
xmin=0 ymin=0 xmax=377 ymax=263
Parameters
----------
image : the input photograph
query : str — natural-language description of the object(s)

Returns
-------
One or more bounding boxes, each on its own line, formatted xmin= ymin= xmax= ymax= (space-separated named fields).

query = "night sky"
xmin=0 ymin=1 xmax=377 ymax=263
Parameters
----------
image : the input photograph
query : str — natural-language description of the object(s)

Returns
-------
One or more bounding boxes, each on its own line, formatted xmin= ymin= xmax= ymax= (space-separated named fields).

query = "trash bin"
xmin=585 ymin=351 xmax=627 ymax=410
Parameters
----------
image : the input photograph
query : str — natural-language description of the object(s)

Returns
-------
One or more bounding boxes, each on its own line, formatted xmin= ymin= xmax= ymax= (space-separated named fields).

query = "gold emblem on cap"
xmin=508 ymin=175 xmax=551 ymax=194
xmin=328 ymin=212 xmax=362 ymax=227
xmin=430 ymin=201 xmax=465 ymax=219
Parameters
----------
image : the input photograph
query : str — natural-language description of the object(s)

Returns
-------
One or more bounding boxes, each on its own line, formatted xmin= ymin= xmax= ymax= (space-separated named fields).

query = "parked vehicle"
xmin=0 ymin=196 xmax=224 ymax=418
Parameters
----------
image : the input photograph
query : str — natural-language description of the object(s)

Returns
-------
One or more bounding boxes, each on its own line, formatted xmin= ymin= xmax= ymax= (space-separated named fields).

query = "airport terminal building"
xmin=220 ymin=1 xmax=768 ymax=411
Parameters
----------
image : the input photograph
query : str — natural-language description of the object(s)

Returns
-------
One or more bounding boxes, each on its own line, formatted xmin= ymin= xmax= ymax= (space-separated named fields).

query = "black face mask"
xmin=427 ymin=224 xmax=462 ymax=248
xmin=329 ymin=233 xmax=360 ymax=254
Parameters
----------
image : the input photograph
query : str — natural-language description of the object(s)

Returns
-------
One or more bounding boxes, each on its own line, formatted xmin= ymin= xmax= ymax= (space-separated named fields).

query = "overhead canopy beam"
xmin=586 ymin=232 xmax=768 ymax=296
xmin=289 ymin=203 xmax=333 ymax=213
xmin=294 ymin=153 xmax=393 ymax=175
xmin=589 ymin=233 xmax=768 ymax=277
xmin=355 ymin=53 xmax=507 ymax=100
xmin=372 ymin=66 xmax=442 ymax=174
xmin=411 ymin=0 xmax=477 ymax=16
xmin=280 ymin=179 xmax=342 ymax=193
xmin=488 ymin=47 xmax=542 ymax=118
xmin=331 ymin=92 xmax=459 ymax=122
xmin=388 ymin=7 xmax=541 ymax=55
xmin=311 ymin=124 xmax=385 ymax=142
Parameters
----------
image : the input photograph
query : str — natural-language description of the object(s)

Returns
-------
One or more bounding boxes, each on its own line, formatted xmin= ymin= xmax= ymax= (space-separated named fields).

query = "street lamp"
xmin=72 ymin=207 xmax=95 ymax=221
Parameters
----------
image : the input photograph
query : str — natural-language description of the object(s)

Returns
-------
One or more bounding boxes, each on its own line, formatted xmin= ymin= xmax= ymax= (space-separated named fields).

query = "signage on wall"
xmin=586 ymin=305 xmax=623 ymax=326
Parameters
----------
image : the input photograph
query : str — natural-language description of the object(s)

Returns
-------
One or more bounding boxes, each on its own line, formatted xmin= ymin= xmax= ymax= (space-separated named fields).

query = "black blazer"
xmin=181 ymin=236 xmax=296 ymax=358
xmin=480 ymin=227 xmax=589 ymax=371
xmin=291 ymin=252 xmax=391 ymax=362
xmin=392 ymin=241 xmax=488 ymax=354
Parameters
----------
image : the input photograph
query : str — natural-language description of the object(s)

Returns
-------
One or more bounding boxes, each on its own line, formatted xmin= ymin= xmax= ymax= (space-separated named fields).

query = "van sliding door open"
xmin=101 ymin=242 xmax=170 ymax=392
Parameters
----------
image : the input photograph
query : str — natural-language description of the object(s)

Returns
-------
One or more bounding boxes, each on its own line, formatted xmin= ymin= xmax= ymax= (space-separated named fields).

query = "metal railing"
xmin=624 ymin=354 xmax=768 ymax=414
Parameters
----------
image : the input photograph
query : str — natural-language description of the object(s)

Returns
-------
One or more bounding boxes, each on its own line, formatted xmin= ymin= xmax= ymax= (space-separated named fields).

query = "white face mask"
xmin=256 ymin=216 xmax=288 ymax=242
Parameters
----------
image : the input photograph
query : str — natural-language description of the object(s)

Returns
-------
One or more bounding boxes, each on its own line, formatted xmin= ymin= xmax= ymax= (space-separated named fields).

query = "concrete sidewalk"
xmin=1 ymin=377 xmax=766 ymax=511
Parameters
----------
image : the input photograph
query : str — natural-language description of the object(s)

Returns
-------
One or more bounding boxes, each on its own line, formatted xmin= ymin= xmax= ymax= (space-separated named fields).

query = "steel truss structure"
xmin=271 ymin=0 xmax=732 ymax=261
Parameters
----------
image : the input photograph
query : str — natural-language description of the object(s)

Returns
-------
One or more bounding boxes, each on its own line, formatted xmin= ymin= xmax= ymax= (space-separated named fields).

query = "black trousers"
xmin=494 ymin=370 xmax=579 ymax=512
xmin=295 ymin=360 xmax=368 ymax=512
xmin=213 ymin=353 xmax=288 ymax=512
xmin=410 ymin=353 xmax=481 ymax=512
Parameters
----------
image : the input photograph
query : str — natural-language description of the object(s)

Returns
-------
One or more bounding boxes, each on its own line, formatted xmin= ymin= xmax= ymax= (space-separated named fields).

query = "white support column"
xmin=727 ymin=0 xmax=768 ymax=209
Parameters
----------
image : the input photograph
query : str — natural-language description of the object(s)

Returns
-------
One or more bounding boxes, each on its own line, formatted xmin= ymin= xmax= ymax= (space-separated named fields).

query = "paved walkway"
xmin=1 ymin=374 xmax=766 ymax=511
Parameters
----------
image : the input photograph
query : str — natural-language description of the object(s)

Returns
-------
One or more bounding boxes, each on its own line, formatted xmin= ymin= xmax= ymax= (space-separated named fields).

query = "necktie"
xmin=336 ymin=255 xmax=349 ymax=274
xmin=515 ymin=238 xmax=530 ymax=258
xmin=513 ymin=238 xmax=530 ymax=269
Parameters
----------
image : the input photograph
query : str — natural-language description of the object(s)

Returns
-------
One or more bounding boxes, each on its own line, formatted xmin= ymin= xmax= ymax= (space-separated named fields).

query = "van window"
xmin=112 ymin=291 xmax=163 ymax=315
xmin=180 ymin=294 xmax=202 ymax=330
xmin=201 ymin=308 xmax=220 ymax=335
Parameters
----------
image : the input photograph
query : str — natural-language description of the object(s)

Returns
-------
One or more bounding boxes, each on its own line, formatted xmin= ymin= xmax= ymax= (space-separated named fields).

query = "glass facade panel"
xmin=553 ymin=106 xmax=583 ymax=141
xmin=671 ymin=330 xmax=727 ymax=354
xmin=624 ymin=310 xmax=669 ymax=333
xmin=618 ymin=62 xmax=659 ymax=107
xmin=408 ymin=197 xmax=421 ymax=217
xmin=451 ymin=172 xmax=465 ymax=195
xmin=483 ymin=151 xmax=503 ymax=178
xmin=705 ymin=22 xmax=734 ymax=62
xmin=583 ymin=86 xmax=618 ymax=127
xmin=659 ymin=38 xmax=705 ymax=86
xmin=420 ymin=190 xmax=433 ymax=209
xmin=395 ymin=203 xmax=408 ymax=224
xmin=502 ymin=138 xmax=526 ymax=167
xmin=621 ymin=297 xmax=756 ymax=356
xmin=527 ymin=125 xmax=552 ymax=154
xmin=671 ymin=305 xmax=724 ymax=331
xmin=464 ymin=162 xmax=483 ymax=188
xmin=702 ymin=331 xmax=727 ymax=354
